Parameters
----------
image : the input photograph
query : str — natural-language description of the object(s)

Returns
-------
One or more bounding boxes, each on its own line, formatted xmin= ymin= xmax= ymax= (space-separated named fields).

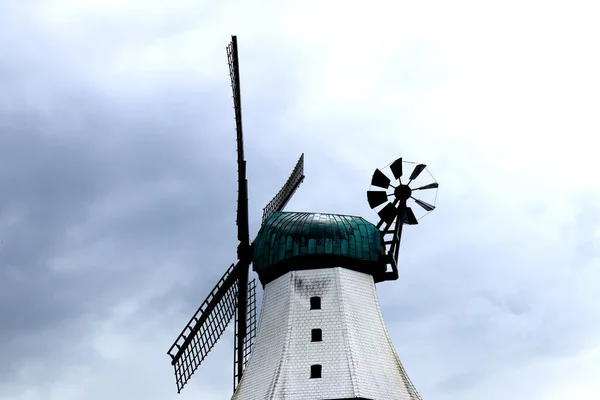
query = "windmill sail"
xmin=228 ymin=35 xmax=250 ymax=253
xmin=261 ymin=153 xmax=305 ymax=225
xmin=233 ymin=278 xmax=257 ymax=392
xmin=227 ymin=35 xmax=253 ymax=385
xmin=167 ymin=264 xmax=239 ymax=393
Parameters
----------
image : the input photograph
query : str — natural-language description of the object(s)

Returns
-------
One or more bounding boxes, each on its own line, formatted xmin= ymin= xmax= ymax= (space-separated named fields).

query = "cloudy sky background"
xmin=1 ymin=0 xmax=600 ymax=399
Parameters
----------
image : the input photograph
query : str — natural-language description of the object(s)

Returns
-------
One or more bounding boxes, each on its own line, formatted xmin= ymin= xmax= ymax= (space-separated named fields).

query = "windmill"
xmin=167 ymin=35 xmax=439 ymax=399
xmin=166 ymin=36 xmax=305 ymax=393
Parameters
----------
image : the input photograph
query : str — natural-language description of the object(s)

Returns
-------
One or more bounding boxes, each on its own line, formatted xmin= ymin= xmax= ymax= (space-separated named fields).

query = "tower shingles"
xmin=232 ymin=267 xmax=422 ymax=400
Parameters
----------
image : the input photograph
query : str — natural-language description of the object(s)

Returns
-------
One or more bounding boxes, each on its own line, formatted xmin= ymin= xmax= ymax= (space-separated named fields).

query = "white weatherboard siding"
xmin=231 ymin=267 xmax=422 ymax=400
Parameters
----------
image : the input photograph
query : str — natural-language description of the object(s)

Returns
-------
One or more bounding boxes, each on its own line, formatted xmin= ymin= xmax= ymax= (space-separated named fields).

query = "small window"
xmin=311 ymin=328 xmax=322 ymax=342
xmin=310 ymin=364 xmax=322 ymax=379
xmin=310 ymin=296 xmax=321 ymax=310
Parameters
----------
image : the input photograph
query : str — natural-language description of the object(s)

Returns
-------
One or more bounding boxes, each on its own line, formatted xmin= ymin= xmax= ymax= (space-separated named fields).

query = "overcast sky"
xmin=1 ymin=1 xmax=600 ymax=399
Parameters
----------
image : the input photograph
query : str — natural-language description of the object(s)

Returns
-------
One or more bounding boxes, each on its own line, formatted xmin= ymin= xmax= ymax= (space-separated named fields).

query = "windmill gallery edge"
xmin=166 ymin=35 xmax=439 ymax=400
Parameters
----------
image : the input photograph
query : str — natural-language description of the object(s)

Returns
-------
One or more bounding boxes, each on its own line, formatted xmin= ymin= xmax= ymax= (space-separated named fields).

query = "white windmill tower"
xmin=166 ymin=36 xmax=438 ymax=400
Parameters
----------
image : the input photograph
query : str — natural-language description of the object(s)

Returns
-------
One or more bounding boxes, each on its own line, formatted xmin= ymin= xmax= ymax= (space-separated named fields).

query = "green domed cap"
xmin=253 ymin=212 xmax=383 ymax=283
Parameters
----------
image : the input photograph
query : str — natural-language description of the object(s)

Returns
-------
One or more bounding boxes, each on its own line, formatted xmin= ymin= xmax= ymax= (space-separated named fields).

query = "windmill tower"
xmin=167 ymin=36 xmax=439 ymax=400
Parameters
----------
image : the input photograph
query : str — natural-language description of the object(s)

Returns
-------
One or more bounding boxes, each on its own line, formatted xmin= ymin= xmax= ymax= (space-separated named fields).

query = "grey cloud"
xmin=0 ymin=75 xmax=246 ymax=388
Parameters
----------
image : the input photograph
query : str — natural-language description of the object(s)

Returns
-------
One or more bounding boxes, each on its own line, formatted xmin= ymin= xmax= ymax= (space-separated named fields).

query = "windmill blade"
xmin=367 ymin=190 xmax=389 ymax=209
xmin=390 ymin=157 xmax=403 ymax=180
xmin=261 ymin=153 xmax=305 ymax=224
xmin=408 ymin=164 xmax=427 ymax=181
xmin=228 ymin=36 xmax=253 ymax=387
xmin=371 ymin=169 xmax=391 ymax=189
xmin=413 ymin=182 xmax=439 ymax=190
xmin=233 ymin=278 xmax=258 ymax=391
xmin=244 ymin=279 xmax=257 ymax=368
xmin=413 ymin=197 xmax=436 ymax=212
xmin=167 ymin=263 xmax=240 ymax=393
xmin=402 ymin=207 xmax=418 ymax=225
xmin=378 ymin=202 xmax=398 ymax=224
xmin=228 ymin=35 xmax=250 ymax=252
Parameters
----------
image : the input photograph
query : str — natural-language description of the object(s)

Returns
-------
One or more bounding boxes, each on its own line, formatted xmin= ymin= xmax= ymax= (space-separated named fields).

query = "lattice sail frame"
xmin=167 ymin=265 xmax=239 ymax=393
xmin=262 ymin=154 xmax=305 ymax=225
xmin=233 ymin=278 xmax=257 ymax=392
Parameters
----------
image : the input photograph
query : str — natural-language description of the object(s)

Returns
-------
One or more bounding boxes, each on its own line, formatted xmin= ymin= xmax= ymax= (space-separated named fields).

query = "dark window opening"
xmin=311 ymin=328 xmax=322 ymax=342
xmin=310 ymin=296 xmax=321 ymax=310
xmin=310 ymin=364 xmax=322 ymax=379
